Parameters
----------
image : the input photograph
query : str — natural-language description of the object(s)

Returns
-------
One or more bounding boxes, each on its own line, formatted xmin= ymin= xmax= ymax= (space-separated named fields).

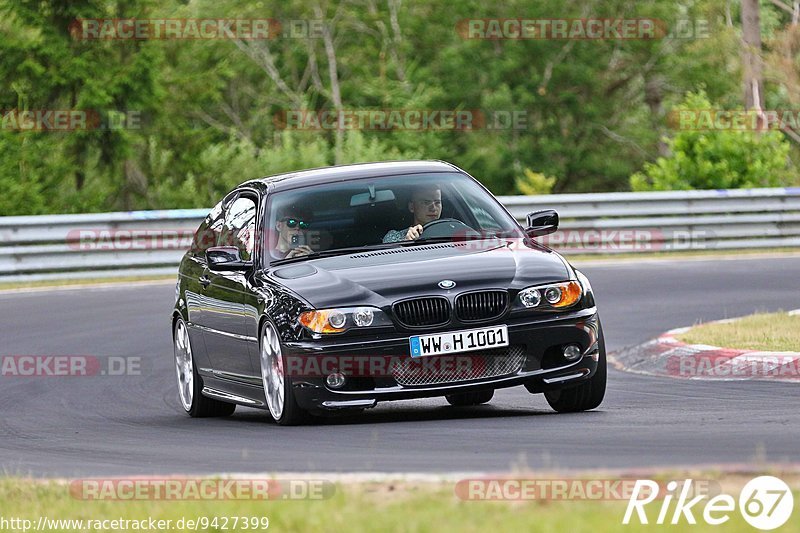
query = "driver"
xmin=382 ymin=185 xmax=442 ymax=243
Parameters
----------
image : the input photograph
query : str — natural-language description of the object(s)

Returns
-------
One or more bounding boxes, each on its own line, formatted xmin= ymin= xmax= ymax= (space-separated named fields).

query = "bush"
xmin=514 ymin=169 xmax=556 ymax=195
xmin=631 ymin=91 xmax=799 ymax=191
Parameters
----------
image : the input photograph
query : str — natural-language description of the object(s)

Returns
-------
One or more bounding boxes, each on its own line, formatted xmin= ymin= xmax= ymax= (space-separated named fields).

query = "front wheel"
xmin=260 ymin=321 xmax=314 ymax=426
xmin=544 ymin=322 xmax=607 ymax=413
xmin=174 ymin=318 xmax=235 ymax=417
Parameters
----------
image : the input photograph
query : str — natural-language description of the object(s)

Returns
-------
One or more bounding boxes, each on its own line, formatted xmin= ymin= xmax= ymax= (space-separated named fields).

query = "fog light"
xmin=563 ymin=344 xmax=582 ymax=361
xmin=353 ymin=307 xmax=374 ymax=327
xmin=326 ymin=372 xmax=346 ymax=389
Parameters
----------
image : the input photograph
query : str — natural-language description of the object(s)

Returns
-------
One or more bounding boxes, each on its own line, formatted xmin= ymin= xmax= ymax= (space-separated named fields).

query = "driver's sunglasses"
xmin=280 ymin=217 xmax=310 ymax=230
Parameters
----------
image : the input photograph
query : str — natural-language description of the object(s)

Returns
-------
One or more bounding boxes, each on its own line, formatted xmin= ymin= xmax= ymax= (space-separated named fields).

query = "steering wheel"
xmin=419 ymin=218 xmax=475 ymax=239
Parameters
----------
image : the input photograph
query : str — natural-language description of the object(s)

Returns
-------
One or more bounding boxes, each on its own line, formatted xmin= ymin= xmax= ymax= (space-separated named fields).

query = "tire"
xmin=446 ymin=389 xmax=494 ymax=406
xmin=259 ymin=321 xmax=314 ymax=426
xmin=544 ymin=321 xmax=607 ymax=413
xmin=174 ymin=318 xmax=236 ymax=418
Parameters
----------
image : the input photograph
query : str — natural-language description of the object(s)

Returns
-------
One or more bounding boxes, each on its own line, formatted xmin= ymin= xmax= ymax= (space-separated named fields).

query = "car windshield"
xmin=265 ymin=172 xmax=523 ymax=263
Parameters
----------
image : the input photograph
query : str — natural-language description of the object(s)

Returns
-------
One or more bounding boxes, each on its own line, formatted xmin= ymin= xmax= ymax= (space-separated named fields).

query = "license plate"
xmin=409 ymin=325 xmax=509 ymax=358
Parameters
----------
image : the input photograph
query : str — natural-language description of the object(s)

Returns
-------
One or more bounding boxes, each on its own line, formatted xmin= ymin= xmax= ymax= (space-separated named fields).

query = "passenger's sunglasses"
xmin=280 ymin=217 xmax=310 ymax=230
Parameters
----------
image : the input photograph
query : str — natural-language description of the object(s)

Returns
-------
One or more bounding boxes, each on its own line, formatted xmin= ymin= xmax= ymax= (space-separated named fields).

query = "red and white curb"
xmin=611 ymin=310 xmax=800 ymax=381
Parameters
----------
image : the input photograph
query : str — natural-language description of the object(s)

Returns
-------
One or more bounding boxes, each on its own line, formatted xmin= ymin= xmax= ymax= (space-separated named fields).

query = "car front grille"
xmin=455 ymin=290 xmax=508 ymax=322
xmin=392 ymin=345 xmax=526 ymax=387
xmin=393 ymin=297 xmax=450 ymax=328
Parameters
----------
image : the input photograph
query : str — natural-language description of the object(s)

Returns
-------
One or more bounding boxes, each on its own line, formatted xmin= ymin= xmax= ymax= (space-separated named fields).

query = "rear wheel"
xmin=260 ymin=321 xmax=314 ymax=426
xmin=446 ymin=389 xmax=494 ymax=406
xmin=174 ymin=318 xmax=235 ymax=417
xmin=544 ymin=322 xmax=607 ymax=413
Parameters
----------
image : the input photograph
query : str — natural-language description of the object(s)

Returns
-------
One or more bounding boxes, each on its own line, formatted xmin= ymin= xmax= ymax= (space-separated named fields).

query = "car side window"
xmin=191 ymin=201 xmax=225 ymax=258
xmin=220 ymin=195 xmax=257 ymax=261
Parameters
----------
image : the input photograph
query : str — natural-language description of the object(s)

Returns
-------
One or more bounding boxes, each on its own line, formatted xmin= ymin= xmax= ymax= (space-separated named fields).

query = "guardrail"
xmin=1 ymin=188 xmax=799 ymax=282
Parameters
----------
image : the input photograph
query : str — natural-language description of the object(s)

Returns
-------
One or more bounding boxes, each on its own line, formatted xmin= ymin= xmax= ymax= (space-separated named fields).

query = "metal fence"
xmin=1 ymin=187 xmax=799 ymax=282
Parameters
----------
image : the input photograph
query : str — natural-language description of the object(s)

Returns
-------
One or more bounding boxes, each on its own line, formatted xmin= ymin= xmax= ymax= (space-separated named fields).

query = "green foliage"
xmin=0 ymin=0 xmax=797 ymax=215
xmin=631 ymin=91 xmax=798 ymax=191
xmin=150 ymin=131 xmax=417 ymax=208
xmin=514 ymin=169 xmax=556 ymax=195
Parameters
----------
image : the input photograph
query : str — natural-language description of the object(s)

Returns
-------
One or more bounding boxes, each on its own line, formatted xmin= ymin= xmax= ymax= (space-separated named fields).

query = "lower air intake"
xmin=392 ymin=345 xmax=525 ymax=386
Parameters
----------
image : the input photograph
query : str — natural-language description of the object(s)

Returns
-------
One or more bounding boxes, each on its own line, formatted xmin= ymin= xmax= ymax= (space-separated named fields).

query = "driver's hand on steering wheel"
xmin=285 ymin=245 xmax=313 ymax=258
xmin=405 ymin=224 xmax=423 ymax=241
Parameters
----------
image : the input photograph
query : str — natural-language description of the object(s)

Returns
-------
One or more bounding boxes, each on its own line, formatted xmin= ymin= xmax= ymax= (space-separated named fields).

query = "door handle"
xmin=199 ymin=275 xmax=211 ymax=288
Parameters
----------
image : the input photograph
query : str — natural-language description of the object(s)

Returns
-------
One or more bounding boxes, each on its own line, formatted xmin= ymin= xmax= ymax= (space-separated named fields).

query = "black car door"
xmin=182 ymin=200 xmax=226 ymax=371
xmin=201 ymin=192 xmax=259 ymax=380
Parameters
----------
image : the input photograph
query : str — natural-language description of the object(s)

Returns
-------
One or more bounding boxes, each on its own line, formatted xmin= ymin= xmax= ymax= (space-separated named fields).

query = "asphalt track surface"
xmin=1 ymin=256 xmax=799 ymax=477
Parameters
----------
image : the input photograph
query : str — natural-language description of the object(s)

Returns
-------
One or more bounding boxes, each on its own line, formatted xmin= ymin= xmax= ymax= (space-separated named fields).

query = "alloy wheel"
xmin=261 ymin=324 xmax=285 ymax=420
xmin=174 ymin=320 xmax=194 ymax=411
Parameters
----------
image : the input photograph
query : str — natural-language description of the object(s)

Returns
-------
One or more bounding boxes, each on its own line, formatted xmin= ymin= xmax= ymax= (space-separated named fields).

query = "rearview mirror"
xmin=525 ymin=209 xmax=559 ymax=237
xmin=350 ymin=187 xmax=396 ymax=207
xmin=206 ymin=246 xmax=252 ymax=272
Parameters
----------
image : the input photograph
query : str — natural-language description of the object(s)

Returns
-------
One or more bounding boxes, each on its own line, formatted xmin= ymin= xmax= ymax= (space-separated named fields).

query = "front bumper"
xmin=282 ymin=307 xmax=601 ymax=412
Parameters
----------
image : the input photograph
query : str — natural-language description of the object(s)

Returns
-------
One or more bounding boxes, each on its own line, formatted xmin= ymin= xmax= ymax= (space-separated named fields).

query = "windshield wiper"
xmin=398 ymin=236 xmax=458 ymax=245
xmin=410 ymin=235 xmax=506 ymax=246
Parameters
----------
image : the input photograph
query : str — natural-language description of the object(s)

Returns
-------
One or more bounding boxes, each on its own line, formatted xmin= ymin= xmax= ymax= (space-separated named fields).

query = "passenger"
xmin=382 ymin=185 xmax=442 ymax=243
xmin=273 ymin=206 xmax=314 ymax=259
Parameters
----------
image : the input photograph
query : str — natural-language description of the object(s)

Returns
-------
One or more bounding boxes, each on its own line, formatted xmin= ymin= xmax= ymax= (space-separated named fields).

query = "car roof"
xmin=242 ymin=160 xmax=462 ymax=193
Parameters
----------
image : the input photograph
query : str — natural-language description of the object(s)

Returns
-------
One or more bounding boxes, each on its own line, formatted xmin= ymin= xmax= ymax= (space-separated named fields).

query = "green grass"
xmin=0 ymin=478 xmax=798 ymax=532
xmin=675 ymin=311 xmax=800 ymax=352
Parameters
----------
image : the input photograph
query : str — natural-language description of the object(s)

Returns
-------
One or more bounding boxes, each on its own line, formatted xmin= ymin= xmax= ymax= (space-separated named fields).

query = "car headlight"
xmin=299 ymin=306 xmax=391 ymax=334
xmin=517 ymin=281 xmax=582 ymax=309
xmin=519 ymin=288 xmax=542 ymax=308
xmin=353 ymin=307 xmax=374 ymax=327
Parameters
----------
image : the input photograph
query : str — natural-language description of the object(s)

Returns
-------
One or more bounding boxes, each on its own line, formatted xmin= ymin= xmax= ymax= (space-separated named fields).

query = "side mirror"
xmin=525 ymin=209 xmax=559 ymax=237
xmin=206 ymin=246 xmax=252 ymax=272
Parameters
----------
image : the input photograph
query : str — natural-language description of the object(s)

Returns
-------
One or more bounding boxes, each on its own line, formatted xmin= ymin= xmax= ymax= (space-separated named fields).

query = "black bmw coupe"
xmin=172 ymin=161 xmax=605 ymax=424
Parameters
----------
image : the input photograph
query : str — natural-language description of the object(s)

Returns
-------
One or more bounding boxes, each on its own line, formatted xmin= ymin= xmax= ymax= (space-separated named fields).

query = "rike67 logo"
xmin=623 ymin=476 xmax=793 ymax=530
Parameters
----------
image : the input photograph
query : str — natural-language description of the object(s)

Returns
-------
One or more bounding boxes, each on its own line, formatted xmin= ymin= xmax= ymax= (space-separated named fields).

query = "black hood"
xmin=268 ymin=240 xmax=571 ymax=309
